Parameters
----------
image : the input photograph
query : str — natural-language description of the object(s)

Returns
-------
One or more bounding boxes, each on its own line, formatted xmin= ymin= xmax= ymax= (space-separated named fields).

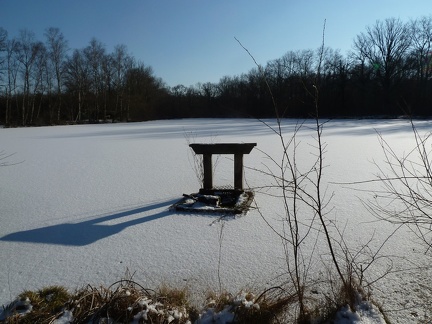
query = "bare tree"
xmin=409 ymin=16 xmax=432 ymax=79
xmin=44 ymin=27 xmax=68 ymax=122
xmin=407 ymin=15 xmax=432 ymax=111
xmin=265 ymin=57 xmax=286 ymax=97
xmin=198 ymin=82 xmax=218 ymax=100
xmin=29 ymin=42 xmax=47 ymax=124
xmin=15 ymin=29 xmax=42 ymax=125
xmin=64 ymin=49 xmax=88 ymax=122
xmin=0 ymin=28 xmax=8 ymax=123
xmin=125 ymin=63 xmax=162 ymax=121
xmin=0 ymin=27 xmax=7 ymax=72
xmin=353 ymin=18 xmax=411 ymax=102
xmin=111 ymin=44 xmax=133 ymax=121
xmin=84 ymin=38 xmax=106 ymax=121
xmin=100 ymin=53 xmax=112 ymax=121
xmin=4 ymin=38 xmax=20 ymax=125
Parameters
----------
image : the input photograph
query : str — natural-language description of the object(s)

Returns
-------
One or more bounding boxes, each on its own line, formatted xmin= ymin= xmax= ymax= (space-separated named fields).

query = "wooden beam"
xmin=190 ymin=143 xmax=256 ymax=155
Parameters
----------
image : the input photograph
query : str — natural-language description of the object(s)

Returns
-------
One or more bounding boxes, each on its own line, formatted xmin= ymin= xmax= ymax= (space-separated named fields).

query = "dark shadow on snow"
xmin=0 ymin=199 xmax=178 ymax=246
xmin=38 ymin=118 xmax=432 ymax=141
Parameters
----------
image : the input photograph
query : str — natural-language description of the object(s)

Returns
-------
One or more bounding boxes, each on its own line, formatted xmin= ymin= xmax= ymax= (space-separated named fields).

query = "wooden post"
xmin=234 ymin=153 xmax=243 ymax=190
xmin=203 ymin=153 xmax=213 ymax=190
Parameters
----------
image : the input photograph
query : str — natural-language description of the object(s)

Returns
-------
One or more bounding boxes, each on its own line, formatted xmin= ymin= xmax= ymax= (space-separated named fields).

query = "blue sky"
xmin=1 ymin=0 xmax=430 ymax=87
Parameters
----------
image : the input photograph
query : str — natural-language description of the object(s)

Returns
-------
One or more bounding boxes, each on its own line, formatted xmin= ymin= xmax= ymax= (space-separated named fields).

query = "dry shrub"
xmin=306 ymin=276 xmax=373 ymax=323
xmin=69 ymin=283 xmax=142 ymax=323
xmin=157 ymin=284 xmax=199 ymax=322
xmin=1 ymin=282 xmax=299 ymax=323
xmin=3 ymin=285 xmax=70 ymax=323
xmin=69 ymin=279 xmax=194 ymax=323
xmin=202 ymin=287 xmax=295 ymax=324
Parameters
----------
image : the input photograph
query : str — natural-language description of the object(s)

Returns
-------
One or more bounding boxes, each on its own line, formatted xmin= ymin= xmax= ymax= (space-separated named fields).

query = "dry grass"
xmin=65 ymin=280 xmax=194 ymax=323
xmin=2 ymin=286 xmax=70 ymax=323
xmin=0 ymin=278 xmax=379 ymax=323
xmin=1 ymin=282 xmax=299 ymax=324
xmin=202 ymin=286 xmax=296 ymax=324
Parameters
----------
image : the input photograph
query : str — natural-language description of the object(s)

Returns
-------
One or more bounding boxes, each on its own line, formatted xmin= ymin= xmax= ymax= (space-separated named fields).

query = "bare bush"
xmin=366 ymin=119 xmax=432 ymax=253
xmin=238 ymin=21 xmax=394 ymax=322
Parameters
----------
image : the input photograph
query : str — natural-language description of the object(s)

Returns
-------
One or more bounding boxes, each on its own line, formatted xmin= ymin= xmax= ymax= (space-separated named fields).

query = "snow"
xmin=1 ymin=118 xmax=432 ymax=323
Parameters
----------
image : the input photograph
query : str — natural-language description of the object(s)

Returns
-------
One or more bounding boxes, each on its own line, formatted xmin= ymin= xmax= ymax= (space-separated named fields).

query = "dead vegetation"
xmin=0 ymin=281 xmax=303 ymax=324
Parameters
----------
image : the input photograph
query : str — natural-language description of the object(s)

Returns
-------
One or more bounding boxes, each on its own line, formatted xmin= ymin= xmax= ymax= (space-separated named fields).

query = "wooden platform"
xmin=189 ymin=143 xmax=257 ymax=191
xmin=170 ymin=189 xmax=254 ymax=215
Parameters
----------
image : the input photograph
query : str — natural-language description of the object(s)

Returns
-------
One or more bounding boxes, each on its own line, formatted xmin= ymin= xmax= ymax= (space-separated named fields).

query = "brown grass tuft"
xmin=3 ymin=285 xmax=70 ymax=324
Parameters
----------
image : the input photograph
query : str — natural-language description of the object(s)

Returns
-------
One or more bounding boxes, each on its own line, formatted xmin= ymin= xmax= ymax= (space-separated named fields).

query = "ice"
xmin=1 ymin=118 xmax=431 ymax=322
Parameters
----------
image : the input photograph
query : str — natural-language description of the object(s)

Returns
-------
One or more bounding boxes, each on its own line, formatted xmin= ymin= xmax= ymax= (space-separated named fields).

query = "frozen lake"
xmin=1 ymin=118 xmax=431 ymax=322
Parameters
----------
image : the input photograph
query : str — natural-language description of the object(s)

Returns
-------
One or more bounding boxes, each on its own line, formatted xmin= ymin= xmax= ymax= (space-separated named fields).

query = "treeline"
xmin=0 ymin=27 xmax=169 ymax=126
xmin=0 ymin=16 xmax=431 ymax=126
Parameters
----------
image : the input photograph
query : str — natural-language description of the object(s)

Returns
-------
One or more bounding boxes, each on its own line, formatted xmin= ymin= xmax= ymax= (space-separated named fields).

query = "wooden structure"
xmin=189 ymin=143 xmax=256 ymax=191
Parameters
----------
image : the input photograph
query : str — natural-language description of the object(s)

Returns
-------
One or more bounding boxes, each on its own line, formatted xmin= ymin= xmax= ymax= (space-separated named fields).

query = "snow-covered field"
xmin=1 ymin=118 xmax=432 ymax=323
